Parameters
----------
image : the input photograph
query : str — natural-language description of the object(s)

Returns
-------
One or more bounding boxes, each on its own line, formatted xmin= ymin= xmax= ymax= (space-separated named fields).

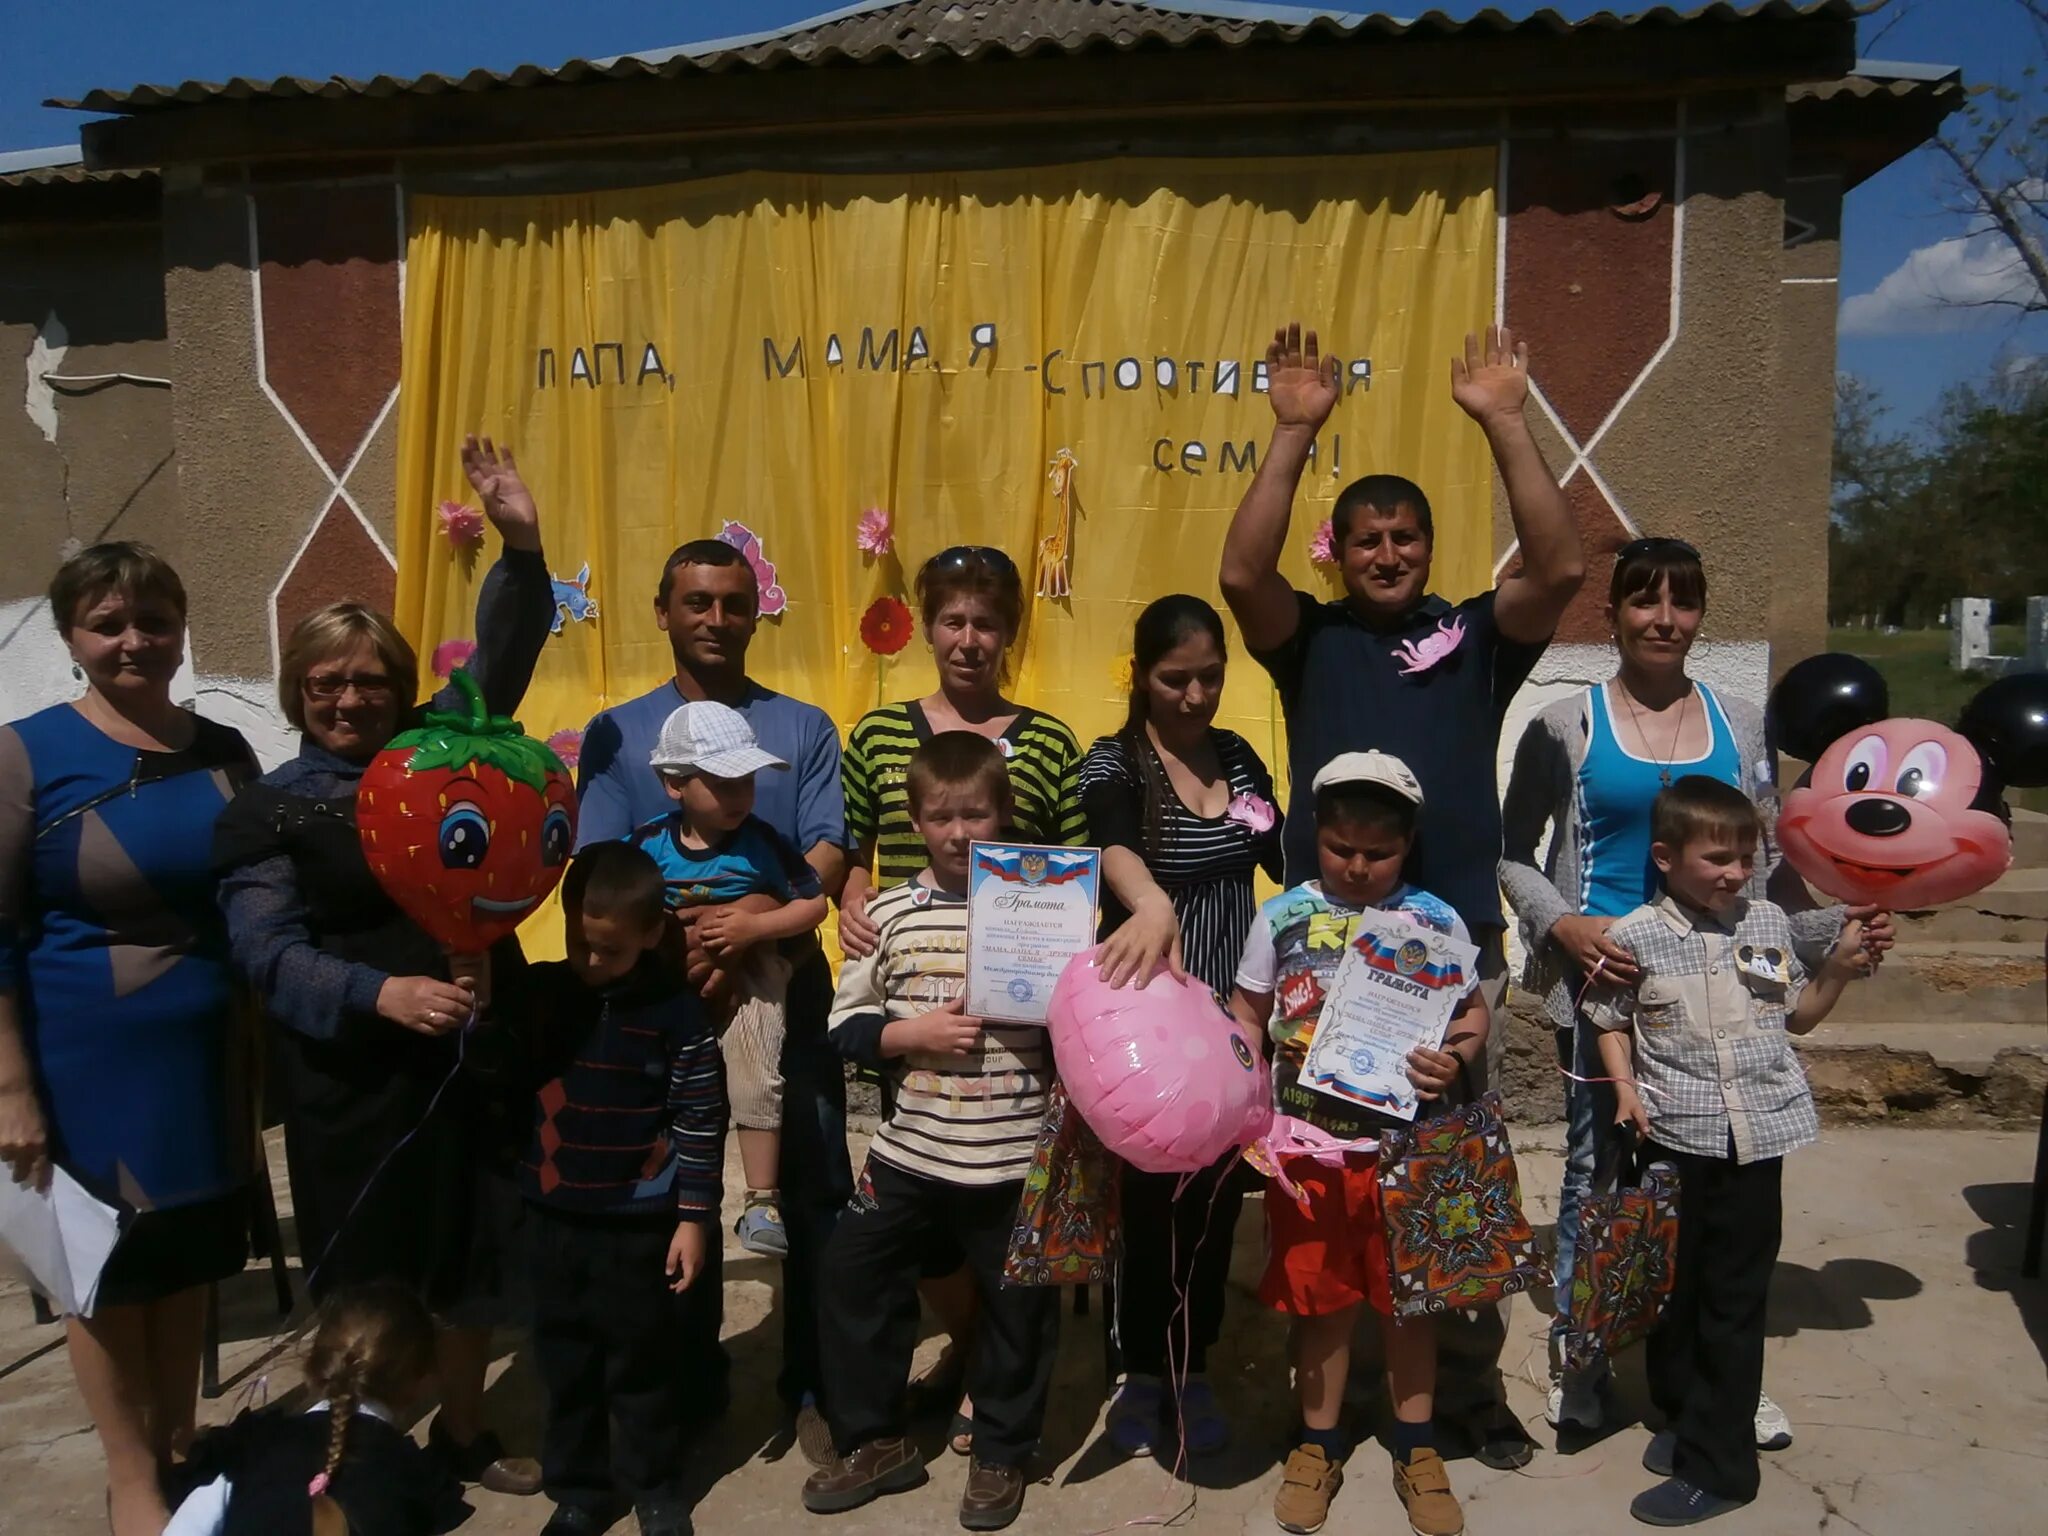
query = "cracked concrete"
xmin=1 ymin=1126 xmax=2042 ymax=1535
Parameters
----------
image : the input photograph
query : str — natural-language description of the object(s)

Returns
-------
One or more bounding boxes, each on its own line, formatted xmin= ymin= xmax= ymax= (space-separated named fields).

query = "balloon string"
xmin=302 ymin=1002 xmax=477 ymax=1297
xmin=1562 ymin=970 xmax=1669 ymax=1101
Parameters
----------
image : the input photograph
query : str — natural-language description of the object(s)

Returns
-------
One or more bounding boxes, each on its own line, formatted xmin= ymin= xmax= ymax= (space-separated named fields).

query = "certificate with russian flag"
xmin=965 ymin=842 xmax=1102 ymax=1024
xmin=1299 ymin=909 xmax=1480 ymax=1123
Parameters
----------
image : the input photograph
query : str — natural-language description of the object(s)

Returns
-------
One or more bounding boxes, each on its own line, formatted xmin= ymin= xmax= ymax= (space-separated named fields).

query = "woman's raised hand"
xmin=460 ymin=435 xmax=542 ymax=552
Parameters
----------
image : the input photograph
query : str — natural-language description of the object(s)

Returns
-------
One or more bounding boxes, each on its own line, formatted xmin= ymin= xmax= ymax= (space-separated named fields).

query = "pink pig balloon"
xmin=1047 ymin=948 xmax=1273 ymax=1175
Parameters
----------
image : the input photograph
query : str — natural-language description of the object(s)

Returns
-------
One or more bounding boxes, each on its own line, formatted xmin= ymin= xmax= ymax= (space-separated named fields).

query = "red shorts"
xmin=1259 ymin=1153 xmax=1393 ymax=1318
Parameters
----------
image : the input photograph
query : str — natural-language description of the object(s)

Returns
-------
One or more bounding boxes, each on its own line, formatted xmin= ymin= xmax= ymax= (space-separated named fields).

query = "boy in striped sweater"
xmin=804 ymin=733 xmax=1057 ymax=1534
xmin=507 ymin=842 xmax=726 ymax=1536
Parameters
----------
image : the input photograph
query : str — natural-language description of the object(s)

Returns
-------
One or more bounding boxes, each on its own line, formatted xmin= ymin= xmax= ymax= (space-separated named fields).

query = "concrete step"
xmin=1886 ymin=867 xmax=2048 ymax=941
xmin=1795 ymin=1022 xmax=2045 ymax=1127
xmin=1825 ymin=939 xmax=2043 ymax=1025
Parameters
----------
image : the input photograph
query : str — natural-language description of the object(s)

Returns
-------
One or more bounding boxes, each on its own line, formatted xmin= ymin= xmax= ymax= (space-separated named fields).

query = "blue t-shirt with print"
xmin=630 ymin=812 xmax=823 ymax=911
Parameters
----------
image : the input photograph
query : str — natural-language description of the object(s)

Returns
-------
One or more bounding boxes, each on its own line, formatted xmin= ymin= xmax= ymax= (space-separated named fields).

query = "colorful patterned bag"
xmin=1003 ymin=1080 xmax=1122 ymax=1285
xmin=1562 ymin=1143 xmax=1681 ymax=1371
xmin=1376 ymin=1089 xmax=1550 ymax=1318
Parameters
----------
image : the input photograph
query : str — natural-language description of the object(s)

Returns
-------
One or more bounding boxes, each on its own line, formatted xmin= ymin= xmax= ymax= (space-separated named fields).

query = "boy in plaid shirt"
xmin=1588 ymin=776 xmax=1869 ymax=1526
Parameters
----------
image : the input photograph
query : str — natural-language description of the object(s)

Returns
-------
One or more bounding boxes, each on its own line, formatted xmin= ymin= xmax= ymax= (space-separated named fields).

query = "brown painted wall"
xmin=0 ymin=220 xmax=177 ymax=603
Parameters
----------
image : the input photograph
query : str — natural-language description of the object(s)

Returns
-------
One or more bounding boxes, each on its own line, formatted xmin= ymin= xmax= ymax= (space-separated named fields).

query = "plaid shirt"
xmin=1588 ymin=893 xmax=1819 ymax=1164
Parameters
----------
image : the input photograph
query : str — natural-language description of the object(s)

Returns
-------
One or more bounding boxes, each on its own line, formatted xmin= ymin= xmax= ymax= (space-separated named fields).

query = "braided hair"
xmin=301 ymin=1282 xmax=436 ymax=1535
xmin=1118 ymin=596 xmax=1229 ymax=860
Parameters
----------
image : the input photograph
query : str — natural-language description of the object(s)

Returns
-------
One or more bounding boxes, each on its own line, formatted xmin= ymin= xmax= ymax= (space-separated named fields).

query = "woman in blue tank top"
xmin=1501 ymin=539 xmax=1832 ymax=1444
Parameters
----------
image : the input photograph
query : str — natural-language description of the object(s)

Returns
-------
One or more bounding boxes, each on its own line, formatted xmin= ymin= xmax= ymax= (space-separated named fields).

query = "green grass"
xmin=1825 ymin=626 xmax=2043 ymax=810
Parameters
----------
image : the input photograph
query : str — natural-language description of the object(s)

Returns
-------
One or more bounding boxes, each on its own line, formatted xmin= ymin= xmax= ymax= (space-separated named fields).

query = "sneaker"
xmin=1175 ymin=1375 xmax=1230 ymax=1456
xmin=794 ymin=1397 xmax=837 ymax=1470
xmin=1273 ymin=1444 xmax=1344 ymax=1535
xmin=736 ymin=1198 xmax=789 ymax=1257
xmin=428 ymin=1420 xmax=542 ymax=1496
xmin=1754 ymin=1392 xmax=1793 ymax=1451
xmin=1546 ymin=1374 xmax=1604 ymax=1432
xmin=1392 ymin=1447 xmax=1465 ymax=1536
xmin=1629 ymin=1477 xmax=1749 ymax=1526
xmin=1105 ymin=1374 xmax=1165 ymax=1455
xmin=1642 ymin=1430 xmax=1677 ymax=1478
xmin=958 ymin=1459 xmax=1026 ymax=1532
xmin=801 ymin=1437 xmax=927 ymax=1515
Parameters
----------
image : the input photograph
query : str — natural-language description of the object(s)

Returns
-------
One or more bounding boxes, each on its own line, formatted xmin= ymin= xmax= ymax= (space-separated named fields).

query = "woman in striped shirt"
xmin=835 ymin=545 xmax=1084 ymax=1455
xmin=1080 ymin=595 xmax=1283 ymax=1458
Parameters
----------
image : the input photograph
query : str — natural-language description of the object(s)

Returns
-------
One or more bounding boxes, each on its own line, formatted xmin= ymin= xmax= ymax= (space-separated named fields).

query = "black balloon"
xmin=1767 ymin=653 xmax=1891 ymax=764
xmin=1958 ymin=672 xmax=2048 ymax=789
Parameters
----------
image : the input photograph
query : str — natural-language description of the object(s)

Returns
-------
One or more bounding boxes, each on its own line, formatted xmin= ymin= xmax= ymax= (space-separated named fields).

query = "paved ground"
xmin=2 ymin=1125 xmax=2043 ymax=1535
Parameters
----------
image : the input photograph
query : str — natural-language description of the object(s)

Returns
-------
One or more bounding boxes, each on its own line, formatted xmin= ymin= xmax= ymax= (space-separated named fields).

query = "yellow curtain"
xmin=396 ymin=151 xmax=1496 ymax=953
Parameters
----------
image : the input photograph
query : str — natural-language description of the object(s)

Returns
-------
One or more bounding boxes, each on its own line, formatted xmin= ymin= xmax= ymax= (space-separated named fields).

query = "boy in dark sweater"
xmin=510 ymin=842 xmax=726 ymax=1536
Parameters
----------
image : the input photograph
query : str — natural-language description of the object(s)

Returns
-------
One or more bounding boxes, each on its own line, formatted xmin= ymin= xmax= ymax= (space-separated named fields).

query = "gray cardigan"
xmin=1498 ymin=683 xmax=1844 ymax=1029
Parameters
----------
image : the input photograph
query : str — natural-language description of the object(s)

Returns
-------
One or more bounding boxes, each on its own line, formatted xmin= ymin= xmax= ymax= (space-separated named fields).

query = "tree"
xmin=1932 ymin=0 xmax=2048 ymax=317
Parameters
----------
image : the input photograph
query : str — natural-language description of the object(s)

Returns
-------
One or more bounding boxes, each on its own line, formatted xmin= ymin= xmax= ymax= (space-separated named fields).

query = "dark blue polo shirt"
xmin=1253 ymin=588 xmax=1546 ymax=934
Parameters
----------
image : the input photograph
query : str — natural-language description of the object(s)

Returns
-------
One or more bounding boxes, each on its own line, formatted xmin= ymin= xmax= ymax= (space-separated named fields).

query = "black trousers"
xmin=529 ymin=1204 xmax=709 ymax=1509
xmin=1107 ymin=1156 xmax=1247 ymax=1377
xmin=1646 ymin=1143 xmax=1783 ymax=1503
xmin=820 ymin=1159 xmax=1060 ymax=1468
xmin=684 ymin=952 xmax=854 ymax=1410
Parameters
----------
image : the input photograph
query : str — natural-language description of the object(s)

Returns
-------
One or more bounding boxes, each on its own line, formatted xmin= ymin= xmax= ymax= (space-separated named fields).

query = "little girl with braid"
xmin=164 ymin=1283 xmax=468 ymax=1536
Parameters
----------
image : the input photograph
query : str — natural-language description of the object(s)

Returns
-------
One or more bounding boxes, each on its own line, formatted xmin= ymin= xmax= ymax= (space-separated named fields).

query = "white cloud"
xmin=1838 ymin=229 xmax=2043 ymax=336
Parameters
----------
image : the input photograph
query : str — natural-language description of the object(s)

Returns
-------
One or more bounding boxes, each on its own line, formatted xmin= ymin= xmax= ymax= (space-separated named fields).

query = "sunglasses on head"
xmin=928 ymin=545 xmax=1021 ymax=581
xmin=1615 ymin=536 xmax=1700 ymax=564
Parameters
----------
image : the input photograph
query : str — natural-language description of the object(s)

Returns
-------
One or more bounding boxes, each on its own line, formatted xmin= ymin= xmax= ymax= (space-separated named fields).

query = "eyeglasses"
xmin=927 ymin=545 xmax=1021 ymax=583
xmin=303 ymin=673 xmax=396 ymax=701
xmin=1615 ymin=536 xmax=1700 ymax=564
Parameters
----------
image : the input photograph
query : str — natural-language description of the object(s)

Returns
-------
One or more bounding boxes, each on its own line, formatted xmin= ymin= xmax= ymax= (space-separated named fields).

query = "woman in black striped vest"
xmin=1081 ymin=594 xmax=1283 ymax=1458
xmin=836 ymin=545 xmax=1085 ymax=1455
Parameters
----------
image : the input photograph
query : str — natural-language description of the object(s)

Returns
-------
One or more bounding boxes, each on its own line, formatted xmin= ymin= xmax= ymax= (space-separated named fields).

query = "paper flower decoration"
xmin=546 ymin=727 xmax=585 ymax=771
xmin=1308 ymin=518 xmax=1336 ymax=568
xmin=1225 ymin=792 xmax=1278 ymax=835
xmin=431 ymin=638 xmax=477 ymax=678
xmin=717 ymin=521 xmax=788 ymax=617
xmin=856 ymin=507 xmax=894 ymax=558
xmin=438 ymin=500 xmax=485 ymax=549
xmin=860 ymin=596 xmax=914 ymax=656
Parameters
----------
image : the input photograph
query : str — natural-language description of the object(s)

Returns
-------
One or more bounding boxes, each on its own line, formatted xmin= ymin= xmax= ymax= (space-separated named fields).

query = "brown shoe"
xmin=1273 ymin=1444 xmax=1344 ymax=1534
xmin=957 ymin=1459 xmax=1025 ymax=1532
xmin=429 ymin=1422 xmax=542 ymax=1497
xmin=802 ymin=1437 xmax=927 ymax=1515
xmin=1392 ymin=1448 xmax=1465 ymax=1536
xmin=475 ymin=1454 xmax=543 ymax=1497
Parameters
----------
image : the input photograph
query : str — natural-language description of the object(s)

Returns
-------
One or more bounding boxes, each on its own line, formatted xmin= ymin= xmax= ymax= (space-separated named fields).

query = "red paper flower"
xmin=546 ymin=727 xmax=585 ymax=770
xmin=861 ymin=596 xmax=914 ymax=656
xmin=438 ymin=500 xmax=485 ymax=549
xmin=431 ymin=638 xmax=477 ymax=678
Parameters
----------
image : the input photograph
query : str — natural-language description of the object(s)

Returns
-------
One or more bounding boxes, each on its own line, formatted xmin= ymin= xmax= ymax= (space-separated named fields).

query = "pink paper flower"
xmin=1225 ymin=792 xmax=1277 ymax=835
xmin=430 ymin=638 xmax=476 ymax=678
xmin=546 ymin=727 xmax=584 ymax=770
xmin=437 ymin=500 xmax=485 ymax=549
xmin=1308 ymin=519 xmax=1336 ymax=568
xmin=856 ymin=507 xmax=894 ymax=558
xmin=716 ymin=520 xmax=788 ymax=616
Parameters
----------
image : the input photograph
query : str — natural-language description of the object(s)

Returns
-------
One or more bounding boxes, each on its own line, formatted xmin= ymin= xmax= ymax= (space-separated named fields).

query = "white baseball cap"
xmin=1310 ymin=749 xmax=1424 ymax=807
xmin=650 ymin=701 xmax=789 ymax=779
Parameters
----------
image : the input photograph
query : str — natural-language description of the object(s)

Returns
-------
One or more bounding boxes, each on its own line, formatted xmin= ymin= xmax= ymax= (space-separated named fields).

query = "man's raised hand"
xmin=1449 ymin=325 xmax=1531 ymax=428
xmin=1265 ymin=322 xmax=1340 ymax=434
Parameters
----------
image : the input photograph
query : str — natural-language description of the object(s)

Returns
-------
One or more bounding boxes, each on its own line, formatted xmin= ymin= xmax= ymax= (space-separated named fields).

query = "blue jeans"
xmin=1550 ymin=1018 xmax=1620 ymax=1368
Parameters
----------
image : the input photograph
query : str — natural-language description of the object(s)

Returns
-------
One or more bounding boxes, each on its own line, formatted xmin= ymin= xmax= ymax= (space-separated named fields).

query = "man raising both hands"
xmin=1219 ymin=323 xmax=1583 ymax=1469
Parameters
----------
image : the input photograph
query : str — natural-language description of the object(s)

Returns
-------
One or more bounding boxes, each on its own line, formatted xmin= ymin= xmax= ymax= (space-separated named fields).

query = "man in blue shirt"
xmin=1220 ymin=321 xmax=1585 ymax=1472
xmin=576 ymin=538 xmax=851 ymax=1462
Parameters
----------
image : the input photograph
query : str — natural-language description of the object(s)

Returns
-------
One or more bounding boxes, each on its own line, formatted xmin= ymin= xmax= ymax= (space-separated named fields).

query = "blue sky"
xmin=4 ymin=0 xmax=2038 ymax=437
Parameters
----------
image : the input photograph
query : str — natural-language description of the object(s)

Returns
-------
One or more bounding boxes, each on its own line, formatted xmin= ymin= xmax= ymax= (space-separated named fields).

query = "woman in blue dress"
xmin=0 ymin=542 xmax=259 ymax=1536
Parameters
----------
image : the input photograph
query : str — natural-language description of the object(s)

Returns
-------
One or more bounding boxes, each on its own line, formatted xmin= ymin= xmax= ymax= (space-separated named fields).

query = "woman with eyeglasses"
xmin=835 ymin=544 xmax=1086 ymax=1456
xmin=213 ymin=437 xmax=554 ymax=1499
xmin=1499 ymin=537 xmax=1888 ymax=1447
xmin=0 ymin=543 xmax=259 ymax=1536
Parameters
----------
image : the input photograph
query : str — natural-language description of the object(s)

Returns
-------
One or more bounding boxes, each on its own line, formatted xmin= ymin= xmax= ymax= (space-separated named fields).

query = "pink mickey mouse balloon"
xmin=1047 ymin=948 xmax=1272 ymax=1175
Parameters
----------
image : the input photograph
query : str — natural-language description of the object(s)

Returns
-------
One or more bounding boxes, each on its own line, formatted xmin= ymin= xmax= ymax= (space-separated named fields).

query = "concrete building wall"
xmin=0 ymin=216 xmax=181 ymax=720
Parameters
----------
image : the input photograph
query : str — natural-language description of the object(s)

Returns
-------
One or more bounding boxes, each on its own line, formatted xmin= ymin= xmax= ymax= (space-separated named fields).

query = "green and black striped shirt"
xmin=843 ymin=699 xmax=1087 ymax=888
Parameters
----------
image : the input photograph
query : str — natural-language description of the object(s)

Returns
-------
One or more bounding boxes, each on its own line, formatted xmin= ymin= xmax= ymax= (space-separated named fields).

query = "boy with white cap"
xmin=633 ymin=700 xmax=829 ymax=1256
xmin=1230 ymin=750 xmax=1490 ymax=1536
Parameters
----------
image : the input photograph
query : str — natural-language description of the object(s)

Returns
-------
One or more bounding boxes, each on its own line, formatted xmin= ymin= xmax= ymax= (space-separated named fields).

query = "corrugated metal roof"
xmin=51 ymin=0 xmax=1863 ymax=114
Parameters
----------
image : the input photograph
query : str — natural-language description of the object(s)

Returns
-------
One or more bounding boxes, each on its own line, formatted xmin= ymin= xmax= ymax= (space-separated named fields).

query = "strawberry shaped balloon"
xmin=357 ymin=667 xmax=576 ymax=951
